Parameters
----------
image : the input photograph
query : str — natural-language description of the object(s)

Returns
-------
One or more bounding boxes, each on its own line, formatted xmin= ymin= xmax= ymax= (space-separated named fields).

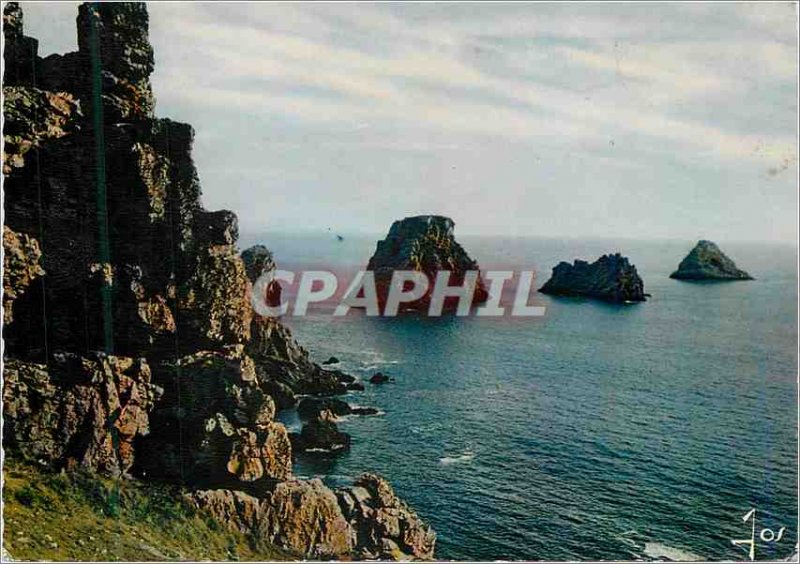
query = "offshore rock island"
xmin=1 ymin=3 xmax=434 ymax=560
xmin=367 ymin=215 xmax=489 ymax=312
xmin=670 ymin=240 xmax=753 ymax=281
xmin=539 ymin=253 xmax=648 ymax=303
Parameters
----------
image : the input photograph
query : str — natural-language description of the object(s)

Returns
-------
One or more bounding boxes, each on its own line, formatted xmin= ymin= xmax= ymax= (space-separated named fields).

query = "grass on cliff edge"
xmin=2 ymin=459 xmax=294 ymax=561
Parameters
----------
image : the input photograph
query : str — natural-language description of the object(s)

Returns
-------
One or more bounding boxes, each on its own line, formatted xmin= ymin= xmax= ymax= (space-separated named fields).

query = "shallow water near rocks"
xmin=249 ymin=232 xmax=798 ymax=561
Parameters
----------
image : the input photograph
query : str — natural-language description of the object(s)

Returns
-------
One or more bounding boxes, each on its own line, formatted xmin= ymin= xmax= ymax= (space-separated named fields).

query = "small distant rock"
xmin=328 ymin=369 xmax=354 ymax=384
xmin=346 ymin=382 xmax=365 ymax=392
xmin=297 ymin=397 xmax=377 ymax=420
xmin=321 ymin=356 xmax=340 ymax=365
xmin=290 ymin=410 xmax=351 ymax=454
xmin=369 ymin=372 xmax=391 ymax=385
xmin=297 ymin=397 xmax=351 ymax=420
xmin=670 ymin=240 xmax=753 ymax=281
xmin=539 ymin=253 xmax=647 ymax=303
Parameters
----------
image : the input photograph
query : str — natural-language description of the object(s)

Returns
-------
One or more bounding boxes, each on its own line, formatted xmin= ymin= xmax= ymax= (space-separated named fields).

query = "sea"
xmin=240 ymin=231 xmax=798 ymax=561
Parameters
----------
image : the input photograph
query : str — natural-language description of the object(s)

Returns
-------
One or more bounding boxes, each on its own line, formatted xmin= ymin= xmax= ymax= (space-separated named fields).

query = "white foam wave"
xmin=335 ymin=410 xmax=385 ymax=423
xmin=361 ymin=362 xmax=400 ymax=372
xmin=439 ymin=451 xmax=475 ymax=465
xmin=304 ymin=444 xmax=347 ymax=453
xmin=359 ymin=352 xmax=401 ymax=372
xmin=643 ymin=542 xmax=703 ymax=561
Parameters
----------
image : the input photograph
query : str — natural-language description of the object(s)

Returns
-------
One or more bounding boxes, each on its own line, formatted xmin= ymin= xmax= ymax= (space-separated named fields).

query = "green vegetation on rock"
xmin=2 ymin=460 xmax=294 ymax=562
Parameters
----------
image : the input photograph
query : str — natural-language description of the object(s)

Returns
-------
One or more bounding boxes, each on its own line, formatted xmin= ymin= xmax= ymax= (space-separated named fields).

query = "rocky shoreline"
xmin=1 ymin=3 xmax=434 ymax=560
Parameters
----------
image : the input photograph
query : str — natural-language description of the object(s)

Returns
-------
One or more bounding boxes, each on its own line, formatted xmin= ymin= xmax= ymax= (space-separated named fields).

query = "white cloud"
xmin=147 ymin=2 xmax=796 ymax=169
xmin=16 ymin=1 xmax=800 ymax=241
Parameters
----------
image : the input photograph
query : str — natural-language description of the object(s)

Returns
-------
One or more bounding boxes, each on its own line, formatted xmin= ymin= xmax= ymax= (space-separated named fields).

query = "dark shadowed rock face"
xmin=670 ymin=240 xmax=753 ymax=281
xmin=367 ymin=215 xmax=489 ymax=312
xmin=2 ymin=87 xmax=80 ymax=175
xmin=2 ymin=2 xmax=39 ymax=87
xmin=1 ymin=0 xmax=238 ymax=360
xmin=73 ymin=2 xmax=156 ymax=123
xmin=539 ymin=253 xmax=647 ymax=303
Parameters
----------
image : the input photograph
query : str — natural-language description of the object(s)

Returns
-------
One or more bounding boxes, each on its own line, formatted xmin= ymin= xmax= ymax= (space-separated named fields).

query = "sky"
xmin=19 ymin=2 xmax=800 ymax=242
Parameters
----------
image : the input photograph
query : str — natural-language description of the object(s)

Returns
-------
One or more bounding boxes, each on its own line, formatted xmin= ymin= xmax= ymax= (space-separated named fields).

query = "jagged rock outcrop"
xmin=1 ymin=2 xmax=252 ymax=362
xmin=0 ymin=0 xmax=280 ymax=493
xmin=179 ymin=241 xmax=253 ymax=348
xmin=3 ymin=353 xmax=162 ymax=476
xmin=242 ymin=243 xmax=282 ymax=308
xmin=367 ymin=215 xmax=489 ymax=312
xmin=338 ymin=474 xmax=436 ymax=560
xmin=2 ymin=3 xmax=434 ymax=559
xmin=189 ymin=473 xmax=435 ymax=560
xmin=539 ymin=253 xmax=647 ymax=303
xmin=2 ymin=2 xmax=38 ymax=87
xmin=670 ymin=240 xmax=753 ymax=281
xmin=2 ymin=87 xmax=80 ymax=175
xmin=247 ymin=340 xmax=353 ymax=404
xmin=241 ymin=244 xmax=276 ymax=284
xmin=189 ymin=480 xmax=353 ymax=559
xmin=2 ymin=3 xmax=185 ymax=359
xmin=3 ymin=226 xmax=44 ymax=323
xmin=261 ymin=479 xmax=356 ymax=557
xmin=242 ymin=245 xmax=355 ymax=404
xmin=136 ymin=345 xmax=292 ymax=487
xmin=37 ymin=2 xmax=156 ymax=123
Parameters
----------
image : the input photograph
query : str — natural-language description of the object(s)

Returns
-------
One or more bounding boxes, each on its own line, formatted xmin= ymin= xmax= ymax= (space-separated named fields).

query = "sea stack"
xmin=670 ymin=240 xmax=753 ymax=281
xmin=367 ymin=215 xmax=489 ymax=312
xmin=539 ymin=253 xmax=647 ymax=303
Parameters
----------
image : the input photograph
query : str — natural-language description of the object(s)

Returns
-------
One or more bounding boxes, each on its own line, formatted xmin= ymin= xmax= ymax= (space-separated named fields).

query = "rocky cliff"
xmin=669 ymin=240 xmax=753 ymax=281
xmin=2 ymin=3 xmax=433 ymax=559
xmin=539 ymin=253 xmax=648 ymax=303
xmin=367 ymin=215 xmax=489 ymax=312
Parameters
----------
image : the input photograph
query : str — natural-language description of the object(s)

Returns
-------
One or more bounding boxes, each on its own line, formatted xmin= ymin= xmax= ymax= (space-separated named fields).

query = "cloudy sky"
xmin=21 ymin=2 xmax=799 ymax=242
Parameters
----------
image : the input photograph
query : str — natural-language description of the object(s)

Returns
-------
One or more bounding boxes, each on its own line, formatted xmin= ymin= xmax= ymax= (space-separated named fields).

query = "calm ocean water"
xmin=241 ymin=231 xmax=798 ymax=561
